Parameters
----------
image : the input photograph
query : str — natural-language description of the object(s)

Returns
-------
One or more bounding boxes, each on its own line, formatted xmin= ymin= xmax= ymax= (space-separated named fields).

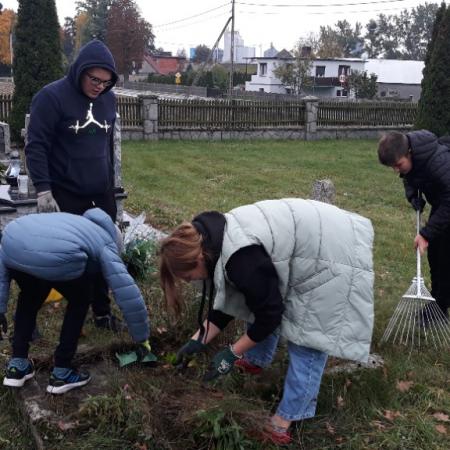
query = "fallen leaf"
xmin=435 ymin=425 xmax=447 ymax=434
xmin=336 ymin=395 xmax=345 ymax=409
xmin=134 ymin=444 xmax=148 ymax=450
xmin=57 ymin=420 xmax=78 ymax=431
xmin=345 ymin=378 xmax=352 ymax=388
xmin=396 ymin=380 xmax=414 ymax=392
xmin=156 ymin=327 xmax=167 ymax=334
xmin=326 ymin=422 xmax=335 ymax=435
xmin=335 ymin=436 xmax=344 ymax=444
xmin=433 ymin=413 xmax=450 ymax=422
xmin=371 ymin=420 xmax=386 ymax=431
xmin=383 ymin=410 xmax=402 ymax=421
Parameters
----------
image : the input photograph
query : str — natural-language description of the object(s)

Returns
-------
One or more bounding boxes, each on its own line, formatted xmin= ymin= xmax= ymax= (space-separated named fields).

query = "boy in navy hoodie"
xmin=25 ymin=40 xmax=122 ymax=332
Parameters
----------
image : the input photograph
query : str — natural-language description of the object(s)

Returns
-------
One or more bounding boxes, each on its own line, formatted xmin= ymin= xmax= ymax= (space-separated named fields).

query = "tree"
xmin=273 ymin=42 xmax=313 ymax=95
xmin=106 ymin=0 xmax=154 ymax=83
xmin=76 ymin=0 xmax=112 ymax=44
xmin=62 ymin=16 xmax=76 ymax=67
xmin=317 ymin=20 xmax=364 ymax=58
xmin=347 ymin=70 xmax=378 ymax=99
xmin=364 ymin=4 xmax=440 ymax=60
xmin=10 ymin=0 xmax=63 ymax=141
xmin=0 ymin=8 xmax=15 ymax=68
xmin=415 ymin=3 xmax=450 ymax=134
xmin=74 ymin=12 xmax=89 ymax=53
xmin=192 ymin=44 xmax=211 ymax=63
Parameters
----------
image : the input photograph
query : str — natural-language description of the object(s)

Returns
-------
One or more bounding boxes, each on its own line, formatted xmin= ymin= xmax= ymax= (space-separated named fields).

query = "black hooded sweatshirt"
xmin=25 ymin=40 xmax=118 ymax=196
xmin=192 ymin=211 xmax=284 ymax=342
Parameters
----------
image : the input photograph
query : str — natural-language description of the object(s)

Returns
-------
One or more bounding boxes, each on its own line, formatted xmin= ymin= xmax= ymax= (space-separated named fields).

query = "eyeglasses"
xmin=85 ymin=72 xmax=113 ymax=88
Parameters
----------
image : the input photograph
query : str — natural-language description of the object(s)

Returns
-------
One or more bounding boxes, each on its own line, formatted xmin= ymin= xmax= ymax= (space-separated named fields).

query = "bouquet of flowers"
xmin=122 ymin=212 xmax=159 ymax=281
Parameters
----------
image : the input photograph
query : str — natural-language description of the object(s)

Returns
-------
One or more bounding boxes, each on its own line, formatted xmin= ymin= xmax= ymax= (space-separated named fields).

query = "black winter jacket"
xmin=403 ymin=130 xmax=450 ymax=241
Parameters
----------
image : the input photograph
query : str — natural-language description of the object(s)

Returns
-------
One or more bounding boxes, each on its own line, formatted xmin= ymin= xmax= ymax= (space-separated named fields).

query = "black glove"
xmin=411 ymin=197 xmax=426 ymax=213
xmin=136 ymin=340 xmax=152 ymax=362
xmin=174 ymin=339 xmax=206 ymax=370
xmin=0 ymin=313 xmax=7 ymax=339
xmin=203 ymin=345 xmax=241 ymax=382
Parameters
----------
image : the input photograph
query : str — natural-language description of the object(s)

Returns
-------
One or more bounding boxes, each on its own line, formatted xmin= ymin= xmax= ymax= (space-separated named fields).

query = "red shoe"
xmin=235 ymin=359 xmax=263 ymax=375
xmin=260 ymin=421 xmax=292 ymax=446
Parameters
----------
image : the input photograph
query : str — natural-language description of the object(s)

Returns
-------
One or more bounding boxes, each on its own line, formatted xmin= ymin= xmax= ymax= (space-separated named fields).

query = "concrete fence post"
xmin=303 ymin=96 xmax=319 ymax=141
xmin=140 ymin=94 xmax=159 ymax=140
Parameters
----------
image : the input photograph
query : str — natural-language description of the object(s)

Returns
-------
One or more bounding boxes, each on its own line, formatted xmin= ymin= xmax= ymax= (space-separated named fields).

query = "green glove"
xmin=203 ymin=345 xmax=241 ymax=382
xmin=174 ymin=339 xmax=206 ymax=370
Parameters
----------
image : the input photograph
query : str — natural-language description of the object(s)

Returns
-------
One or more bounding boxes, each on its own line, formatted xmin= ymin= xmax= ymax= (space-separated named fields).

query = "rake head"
xmin=381 ymin=277 xmax=450 ymax=350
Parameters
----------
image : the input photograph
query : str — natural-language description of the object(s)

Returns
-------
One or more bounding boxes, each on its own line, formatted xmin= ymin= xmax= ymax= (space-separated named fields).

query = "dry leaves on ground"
xmin=396 ymin=380 xmax=414 ymax=392
xmin=435 ymin=424 xmax=447 ymax=435
xmin=432 ymin=412 xmax=449 ymax=422
xmin=383 ymin=410 xmax=402 ymax=421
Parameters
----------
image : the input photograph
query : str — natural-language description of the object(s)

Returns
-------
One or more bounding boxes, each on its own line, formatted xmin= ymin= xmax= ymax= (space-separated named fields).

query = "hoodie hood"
xmin=68 ymin=39 xmax=118 ymax=95
xmin=192 ymin=211 xmax=226 ymax=277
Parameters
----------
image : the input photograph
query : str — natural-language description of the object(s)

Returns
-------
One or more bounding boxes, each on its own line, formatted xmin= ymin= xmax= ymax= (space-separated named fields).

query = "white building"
xmin=223 ymin=29 xmax=255 ymax=63
xmin=245 ymin=50 xmax=424 ymax=99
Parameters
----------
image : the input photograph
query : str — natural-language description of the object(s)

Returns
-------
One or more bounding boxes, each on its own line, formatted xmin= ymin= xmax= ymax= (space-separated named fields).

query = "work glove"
xmin=203 ymin=345 xmax=242 ymax=382
xmin=174 ymin=339 xmax=206 ymax=370
xmin=37 ymin=190 xmax=60 ymax=213
xmin=0 ymin=313 xmax=7 ymax=340
xmin=410 ymin=196 xmax=425 ymax=213
xmin=136 ymin=340 xmax=152 ymax=362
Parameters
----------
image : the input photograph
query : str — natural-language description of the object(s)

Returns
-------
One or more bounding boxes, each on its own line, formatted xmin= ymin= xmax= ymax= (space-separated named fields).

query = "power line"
xmin=156 ymin=12 xmax=229 ymax=32
xmin=237 ymin=5 xmax=414 ymax=15
xmin=153 ymin=2 xmax=230 ymax=28
xmin=236 ymin=0 xmax=410 ymax=7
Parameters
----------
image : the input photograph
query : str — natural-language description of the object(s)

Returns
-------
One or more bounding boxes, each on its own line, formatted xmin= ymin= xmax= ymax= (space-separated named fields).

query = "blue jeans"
xmin=244 ymin=332 xmax=328 ymax=421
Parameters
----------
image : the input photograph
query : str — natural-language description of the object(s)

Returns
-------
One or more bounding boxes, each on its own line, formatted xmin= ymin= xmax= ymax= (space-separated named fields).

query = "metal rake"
xmin=381 ymin=209 xmax=450 ymax=350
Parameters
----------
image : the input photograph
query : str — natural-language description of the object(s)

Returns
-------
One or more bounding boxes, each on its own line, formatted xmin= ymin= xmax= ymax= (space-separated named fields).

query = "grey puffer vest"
xmin=213 ymin=199 xmax=374 ymax=362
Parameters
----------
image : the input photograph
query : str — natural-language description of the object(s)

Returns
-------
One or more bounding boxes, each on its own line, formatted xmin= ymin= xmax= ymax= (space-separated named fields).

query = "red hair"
xmin=159 ymin=222 xmax=203 ymax=315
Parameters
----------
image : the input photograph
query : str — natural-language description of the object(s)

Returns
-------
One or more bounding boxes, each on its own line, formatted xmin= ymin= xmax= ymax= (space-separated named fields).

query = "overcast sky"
xmin=1 ymin=0 xmax=432 ymax=55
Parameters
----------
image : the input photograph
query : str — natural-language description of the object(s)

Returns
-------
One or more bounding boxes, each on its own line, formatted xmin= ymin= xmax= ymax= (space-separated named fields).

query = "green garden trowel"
xmin=115 ymin=349 xmax=157 ymax=368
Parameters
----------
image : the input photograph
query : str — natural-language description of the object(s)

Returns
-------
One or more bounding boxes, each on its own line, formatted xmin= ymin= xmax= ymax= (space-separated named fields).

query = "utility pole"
xmin=228 ymin=0 xmax=235 ymax=97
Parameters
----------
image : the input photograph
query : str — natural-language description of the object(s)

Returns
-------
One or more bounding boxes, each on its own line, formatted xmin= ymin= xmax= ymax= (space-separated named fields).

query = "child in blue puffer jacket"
xmin=0 ymin=208 xmax=151 ymax=394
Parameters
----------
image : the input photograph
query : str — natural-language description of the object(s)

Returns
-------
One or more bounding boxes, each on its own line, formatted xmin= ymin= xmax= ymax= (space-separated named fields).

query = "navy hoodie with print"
xmin=25 ymin=40 xmax=119 ymax=196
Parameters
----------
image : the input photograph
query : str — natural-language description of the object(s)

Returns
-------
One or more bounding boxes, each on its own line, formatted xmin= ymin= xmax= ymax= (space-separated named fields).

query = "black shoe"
xmin=3 ymin=360 xmax=35 ymax=387
xmin=46 ymin=368 xmax=91 ymax=395
xmin=94 ymin=314 xmax=127 ymax=333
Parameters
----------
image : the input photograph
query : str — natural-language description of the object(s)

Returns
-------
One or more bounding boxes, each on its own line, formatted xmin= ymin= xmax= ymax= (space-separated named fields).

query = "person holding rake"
xmin=378 ymin=130 xmax=450 ymax=323
xmin=159 ymin=198 xmax=374 ymax=445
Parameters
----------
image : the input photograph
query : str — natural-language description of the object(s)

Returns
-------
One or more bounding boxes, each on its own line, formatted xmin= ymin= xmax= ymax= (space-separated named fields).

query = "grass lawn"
xmin=0 ymin=138 xmax=449 ymax=449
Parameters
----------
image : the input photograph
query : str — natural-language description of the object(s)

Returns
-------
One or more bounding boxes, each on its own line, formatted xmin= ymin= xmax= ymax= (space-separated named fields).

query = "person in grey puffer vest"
xmin=159 ymin=198 xmax=374 ymax=446
xmin=0 ymin=208 xmax=151 ymax=395
xmin=378 ymin=130 xmax=450 ymax=320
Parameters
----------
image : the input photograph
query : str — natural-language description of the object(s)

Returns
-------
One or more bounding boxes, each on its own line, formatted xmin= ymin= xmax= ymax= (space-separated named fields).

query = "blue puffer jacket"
xmin=0 ymin=208 xmax=150 ymax=342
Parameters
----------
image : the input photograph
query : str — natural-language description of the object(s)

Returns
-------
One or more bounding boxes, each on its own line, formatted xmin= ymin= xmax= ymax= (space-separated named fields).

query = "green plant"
xmin=193 ymin=408 xmax=253 ymax=450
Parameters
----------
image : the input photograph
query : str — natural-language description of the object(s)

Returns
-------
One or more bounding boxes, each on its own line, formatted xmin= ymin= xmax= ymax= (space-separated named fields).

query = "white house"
xmin=245 ymin=50 xmax=424 ymax=99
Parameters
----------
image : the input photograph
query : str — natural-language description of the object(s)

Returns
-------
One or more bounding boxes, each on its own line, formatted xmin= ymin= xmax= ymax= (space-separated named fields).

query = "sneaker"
xmin=94 ymin=314 xmax=127 ymax=333
xmin=235 ymin=358 xmax=263 ymax=375
xmin=260 ymin=420 xmax=292 ymax=446
xmin=46 ymin=368 xmax=91 ymax=395
xmin=3 ymin=360 xmax=35 ymax=387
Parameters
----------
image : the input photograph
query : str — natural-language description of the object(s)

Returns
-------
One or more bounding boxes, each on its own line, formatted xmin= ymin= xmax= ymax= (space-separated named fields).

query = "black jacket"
xmin=25 ymin=40 xmax=118 ymax=196
xmin=192 ymin=211 xmax=284 ymax=342
xmin=403 ymin=130 xmax=450 ymax=241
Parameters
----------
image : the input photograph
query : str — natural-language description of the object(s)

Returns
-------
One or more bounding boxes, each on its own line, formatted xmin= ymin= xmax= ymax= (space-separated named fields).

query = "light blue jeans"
xmin=244 ymin=332 xmax=328 ymax=421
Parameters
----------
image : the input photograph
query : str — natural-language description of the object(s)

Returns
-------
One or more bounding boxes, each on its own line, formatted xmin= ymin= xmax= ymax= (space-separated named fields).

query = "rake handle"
xmin=416 ymin=208 xmax=421 ymax=281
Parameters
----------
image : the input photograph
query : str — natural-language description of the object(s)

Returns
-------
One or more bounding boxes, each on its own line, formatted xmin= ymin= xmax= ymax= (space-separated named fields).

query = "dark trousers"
xmin=428 ymin=226 xmax=450 ymax=313
xmin=11 ymin=270 xmax=92 ymax=368
xmin=52 ymin=186 xmax=117 ymax=317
